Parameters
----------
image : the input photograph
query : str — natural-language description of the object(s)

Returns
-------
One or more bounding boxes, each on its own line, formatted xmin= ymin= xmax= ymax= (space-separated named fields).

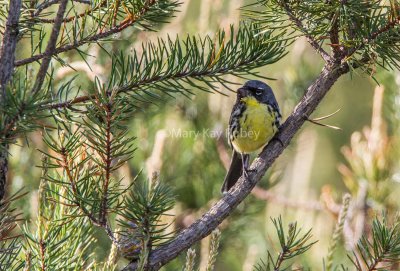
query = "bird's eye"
xmin=255 ymin=90 xmax=262 ymax=96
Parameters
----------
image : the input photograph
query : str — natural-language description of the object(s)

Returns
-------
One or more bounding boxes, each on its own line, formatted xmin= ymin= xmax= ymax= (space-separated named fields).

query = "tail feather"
xmin=221 ymin=151 xmax=244 ymax=193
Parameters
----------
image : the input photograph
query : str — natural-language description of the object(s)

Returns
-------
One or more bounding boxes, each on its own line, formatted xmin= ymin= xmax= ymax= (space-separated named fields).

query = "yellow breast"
xmin=231 ymin=96 xmax=278 ymax=154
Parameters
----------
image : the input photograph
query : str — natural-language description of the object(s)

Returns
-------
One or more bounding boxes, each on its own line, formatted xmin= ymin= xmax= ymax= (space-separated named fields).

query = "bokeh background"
xmin=9 ymin=0 xmax=400 ymax=270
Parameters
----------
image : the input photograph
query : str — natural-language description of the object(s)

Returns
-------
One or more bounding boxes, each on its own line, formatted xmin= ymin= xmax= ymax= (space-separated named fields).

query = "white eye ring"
xmin=255 ymin=90 xmax=262 ymax=96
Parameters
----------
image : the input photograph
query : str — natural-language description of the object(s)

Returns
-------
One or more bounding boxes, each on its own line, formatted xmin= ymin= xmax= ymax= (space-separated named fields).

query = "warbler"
xmin=221 ymin=80 xmax=281 ymax=193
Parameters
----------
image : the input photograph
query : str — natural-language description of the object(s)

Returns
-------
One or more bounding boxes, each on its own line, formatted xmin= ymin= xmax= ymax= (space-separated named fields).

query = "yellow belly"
xmin=231 ymin=97 xmax=278 ymax=154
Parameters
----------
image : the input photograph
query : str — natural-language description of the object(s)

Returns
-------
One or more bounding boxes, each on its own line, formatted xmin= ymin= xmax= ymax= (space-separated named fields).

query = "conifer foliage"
xmin=1 ymin=0 xmax=400 ymax=270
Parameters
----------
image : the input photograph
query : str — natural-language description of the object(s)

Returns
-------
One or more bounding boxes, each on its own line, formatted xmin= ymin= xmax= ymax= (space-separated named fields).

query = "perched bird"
xmin=221 ymin=80 xmax=281 ymax=193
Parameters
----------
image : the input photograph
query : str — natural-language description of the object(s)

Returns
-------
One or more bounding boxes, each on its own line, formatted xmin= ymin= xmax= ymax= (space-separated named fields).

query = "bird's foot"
xmin=243 ymin=168 xmax=249 ymax=179
xmin=272 ymin=135 xmax=284 ymax=147
xmin=272 ymin=127 xmax=284 ymax=147
xmin=242 ymin=167 xmax=256 ymax=180
xmin=241 ymin=153 xmax=250 ymax=180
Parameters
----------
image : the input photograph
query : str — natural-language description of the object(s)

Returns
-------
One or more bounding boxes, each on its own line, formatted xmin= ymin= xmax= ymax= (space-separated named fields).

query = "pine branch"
xmin=23 ymin=175 xmax=96 ymax=270
xmin=123 ymin=59 xmax=351 ymax=271
xmin=348 ymin=216 xmax=400 ymax=271
xmin=41 ymin=128 xmax=103 ymax=227
xmin=246 ymin=1 xmax=400 ymax=70
xmin=333 ymin=1 xmax=400 ymax=70
xmin=0 ymin=0 xmax=21 ymax=96
xmin=327 ymin=1 xmax=342 ymax=60
xmin=41 ymin=90 xmax=136 ymax=241
xmin=244 ymin=0 xmax=332 ymax=62
xmin=99 ymin=91 xmax=114 ymax=224
xmin=14 ymin=0 xmax=179 ymax=67
xmin=254 ymin=217 xmax=316 ymax=271
xmin=58 ymin=139 xmax=101 ymax=225
xmin=0 ymin=73 xmax=49 ymax=146
xmin=0 ymin=0 xmax=22 ymax=201
xmin=119 ymin=174 xmax=175 ymax=251
xmin=82 ymin=90 xmax=137 ymax=227
xmin=33 ymin=0 xmax=105 ymax=24
xmin=279 ymin=1 xmax=331 ymax=63
xmin=346 ymin=14 xmax=400 ymax=61
xmin=34 ymin=0 xmax=91 ymax=17
xmin=0 ymin=191 xmax=24 ymax=271
xmin=31 ymin=0 xmax=69 ymax=94
xmin=38 ymin=24 xmax=286 ymax=110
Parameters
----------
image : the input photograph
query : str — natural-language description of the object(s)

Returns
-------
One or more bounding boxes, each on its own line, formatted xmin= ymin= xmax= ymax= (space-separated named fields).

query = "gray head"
xmin=237 ymin=80 xmax=279 ymax=108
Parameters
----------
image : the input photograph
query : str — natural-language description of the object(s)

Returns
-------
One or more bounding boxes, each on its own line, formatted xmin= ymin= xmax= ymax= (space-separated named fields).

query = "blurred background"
xmin=9 ymin=0 xmax=400 ymax=269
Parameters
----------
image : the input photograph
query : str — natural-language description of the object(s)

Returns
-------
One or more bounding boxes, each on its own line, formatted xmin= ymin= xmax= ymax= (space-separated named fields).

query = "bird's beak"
xmin=237 ymin=87 xmax=247 ymax=98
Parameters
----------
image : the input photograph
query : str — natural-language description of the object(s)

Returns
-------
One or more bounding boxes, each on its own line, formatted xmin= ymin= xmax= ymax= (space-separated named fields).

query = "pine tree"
xmin=1 ymin=0 xmax=400 ymax=270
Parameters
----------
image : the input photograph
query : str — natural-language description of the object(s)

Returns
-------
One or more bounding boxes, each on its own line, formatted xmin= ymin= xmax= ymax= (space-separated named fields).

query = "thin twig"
xmin=59 ymin=145 xmax=117 ymax=242
xmin=274 ymin=246 xmax=290 ymax=271
xmin=34 ymin=0 xmax=60 ymax=15
xmin=0 ymin=102 xmax=26 ymax=140
xmin=280 ymin=1 xmax=332 ymax=63
xmin=35 ymin=0 xmax=106 ymax=24
xmin=59 ymin=148 xmax=99 ymax=225
xmin=327 ymin=0 xmax=342 ymax=60
xmin=35 ymin=0 xmax=91 ymax=17
xmin=99 ymin=97 xmax=113 ymax=224
xmin=32 ymin=0 xmax=69 ymax=94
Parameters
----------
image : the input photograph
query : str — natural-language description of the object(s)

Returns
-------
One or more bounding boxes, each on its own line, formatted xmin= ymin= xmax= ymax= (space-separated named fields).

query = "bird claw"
xmin=272 ymin=126 xmax=284 ymax=147
xmin=243 ymin=168 xmax=249 ymax=179
xmin=272 ymin=136 xmax=284 ymax=147
xmin=243 ymin=168 xmax=256 ymax=179
xmin=241 ymin=153 xmax=250 ymax=180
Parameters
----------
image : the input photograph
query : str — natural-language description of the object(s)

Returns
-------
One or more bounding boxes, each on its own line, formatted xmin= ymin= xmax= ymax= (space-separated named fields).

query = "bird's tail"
xmin=221 ymin=151 xmax=244 ymax=193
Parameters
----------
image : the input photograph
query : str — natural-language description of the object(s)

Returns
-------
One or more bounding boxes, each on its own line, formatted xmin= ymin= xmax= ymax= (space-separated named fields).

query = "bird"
xmin=221 ymin=80 xmax=281 ymax=193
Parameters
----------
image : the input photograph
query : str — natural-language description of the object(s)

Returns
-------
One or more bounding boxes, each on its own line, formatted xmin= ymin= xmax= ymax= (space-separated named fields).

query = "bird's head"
xmin=237 ymin=80 xmax=277 ymax=105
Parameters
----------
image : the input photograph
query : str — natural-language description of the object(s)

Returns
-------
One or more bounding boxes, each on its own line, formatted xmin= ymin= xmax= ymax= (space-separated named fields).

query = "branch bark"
xmin=0 ymin=0 xmax=21 ymax=96
xmin=123 ymin=62 xmax=350 ymax=270
xmin=32 ymin=0 xmax=69 ymax=94
xmin=0 ymin=0 xmax=22 ymax=201
xmin=328 ymin=10 xmax=342 ymax=60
